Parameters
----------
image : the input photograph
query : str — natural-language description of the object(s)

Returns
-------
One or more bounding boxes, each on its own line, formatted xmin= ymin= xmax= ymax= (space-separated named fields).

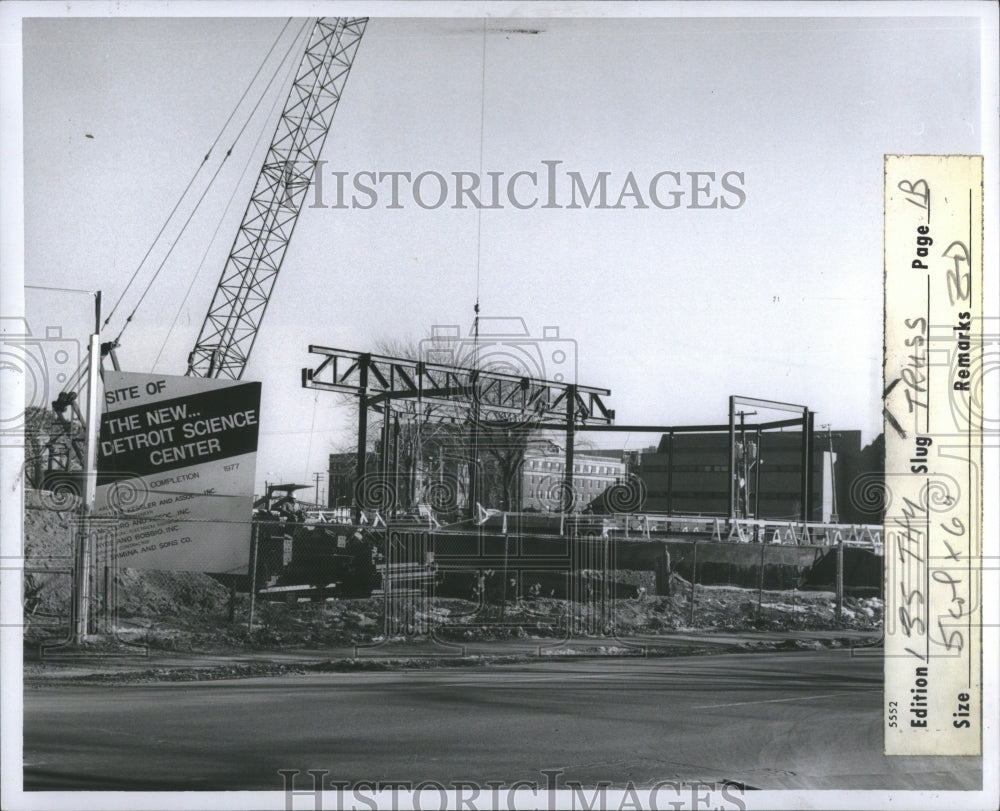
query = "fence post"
xmin=73 ymin=519 xmax=92 ymax=642
xmin=102 ymin=563 xmax=110 ymax=634
xmin=757 ymin=538 xmax=765 ymax=620
xmin=835 ymin=538 xmax=844 ymax=628
xmin=689 ymin=540 xmax=698 ymax=627
xmin=248 ymin=522 xmax=259 ymax=633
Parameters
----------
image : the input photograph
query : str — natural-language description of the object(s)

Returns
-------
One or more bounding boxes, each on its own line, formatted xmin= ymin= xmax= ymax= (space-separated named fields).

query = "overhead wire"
xmin=103 ymin=18 xmax=293 ymax=333
xmin=150 ymin=20 xmax=310 ymax=372
xmin=113 ymin=18 xmax=311 ymax=346
xmin=473 ymin=19 xmax=488 ymax=347
xmin=24 ymin=284 xmax=93 ymax=295
xmin=469 ymin=21 xmax=488 ymax=508
xmin=104 ymin=17 xmax=302 ymax=341
xmin=303 ymin=390 xmax=320 ymax=484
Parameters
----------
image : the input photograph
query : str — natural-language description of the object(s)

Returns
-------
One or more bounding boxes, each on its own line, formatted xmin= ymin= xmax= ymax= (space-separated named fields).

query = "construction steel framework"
xmin=302 ymin=346 xmax=819 ymax=523
xmin=727 ymin=396 xmax=813 ymax=522
xmin=302 ymin=345 xmax=615 ymax=518
xmin=575 ymin=396 xmax=815 ymax=522
xmin=187 ymin=17 xmax=367 ymax=379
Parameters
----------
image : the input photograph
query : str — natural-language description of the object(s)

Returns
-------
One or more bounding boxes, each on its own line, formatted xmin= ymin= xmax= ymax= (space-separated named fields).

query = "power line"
xmin=474 ymin=20 xmax=487 ymax=319
xmin=24 ymin=284 xmax=94 ymax=295
xmin=104 ymin=18 xmax=298 ymax=336
xmin=112 ymin=19 xmax=311 ymax=346
xmin=151 ymin=22 xmax=308 ymax=372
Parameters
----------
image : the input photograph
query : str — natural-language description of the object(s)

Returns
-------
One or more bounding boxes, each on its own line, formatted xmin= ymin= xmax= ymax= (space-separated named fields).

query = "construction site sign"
xmin=95 ymin=371 xmax=261 ymax=574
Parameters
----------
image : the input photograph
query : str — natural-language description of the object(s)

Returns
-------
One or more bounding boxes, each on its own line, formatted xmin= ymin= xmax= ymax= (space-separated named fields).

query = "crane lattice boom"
xmin=187 ymin=17 xmax=367 ymax=379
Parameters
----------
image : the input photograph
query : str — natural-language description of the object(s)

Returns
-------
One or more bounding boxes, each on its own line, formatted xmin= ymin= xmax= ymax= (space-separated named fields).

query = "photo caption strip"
xmin=883 ymin=154 xmax=983 ymax=756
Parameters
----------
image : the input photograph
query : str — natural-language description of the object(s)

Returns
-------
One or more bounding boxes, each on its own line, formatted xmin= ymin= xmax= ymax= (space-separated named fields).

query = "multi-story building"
xmin=520 ymin=448 xmax=626 ymax=512
xmin=632 ymin=430 xmax=865 ymax=522
xmin=327 ymin=452 xmax=370 ymax=509
xmin=331 ymin=430 xmax=875 ymax=523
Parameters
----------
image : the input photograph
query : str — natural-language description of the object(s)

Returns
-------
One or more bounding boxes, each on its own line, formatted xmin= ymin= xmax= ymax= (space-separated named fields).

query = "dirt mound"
xmin=23 ymin=491 xmax=232 ymax=643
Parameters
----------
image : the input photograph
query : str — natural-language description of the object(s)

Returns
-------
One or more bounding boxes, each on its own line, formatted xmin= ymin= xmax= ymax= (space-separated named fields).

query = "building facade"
xmin=521 ymin=449 xmax=627 ymax=513
xmin=632 ymin=430 xmax=864 ymax=522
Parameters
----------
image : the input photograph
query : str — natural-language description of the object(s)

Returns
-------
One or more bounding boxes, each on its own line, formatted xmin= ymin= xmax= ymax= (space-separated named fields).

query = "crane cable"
xmin=110 ymin=18 xmax=310 ymax=346
xmin=473 ymin=20 xmax=487 ymax=350
xmin=103 ymin=17 xmax=302 ymax=342
xmin=470 ymin=21 xmax=488 ymax=495
xmin=150 ymin=21 xmax=310 ymax=372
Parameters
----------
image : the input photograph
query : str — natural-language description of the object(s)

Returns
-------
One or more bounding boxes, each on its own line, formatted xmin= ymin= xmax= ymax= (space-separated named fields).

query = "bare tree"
xmin=328 ymin=334 xmax=549 ymax=517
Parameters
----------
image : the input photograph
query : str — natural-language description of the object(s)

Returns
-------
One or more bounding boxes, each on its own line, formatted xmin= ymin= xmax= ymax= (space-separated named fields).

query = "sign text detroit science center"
xmin=96 ymin=372 xmax=261 ymax=574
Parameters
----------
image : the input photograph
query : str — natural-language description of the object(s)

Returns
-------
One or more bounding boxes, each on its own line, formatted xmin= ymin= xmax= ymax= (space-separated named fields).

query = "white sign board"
xmin=95 ymin=371 xmax=261 ymax=574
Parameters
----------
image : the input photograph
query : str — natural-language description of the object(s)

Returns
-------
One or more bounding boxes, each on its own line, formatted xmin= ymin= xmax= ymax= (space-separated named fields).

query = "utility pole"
xmin=312 ymin=471 xmax=325 ymax=507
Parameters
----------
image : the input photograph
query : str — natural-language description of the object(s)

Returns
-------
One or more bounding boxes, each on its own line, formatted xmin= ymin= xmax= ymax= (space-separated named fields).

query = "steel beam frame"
xmin=575 ymin=418 xmax=803 ymax=433
xmin=728 ymin=396 xmax=812 ymax=522
xmin=303 ymin=345 xmax=615 ymax=427
xmin=303 ymin=345 xmax=615 ymax=518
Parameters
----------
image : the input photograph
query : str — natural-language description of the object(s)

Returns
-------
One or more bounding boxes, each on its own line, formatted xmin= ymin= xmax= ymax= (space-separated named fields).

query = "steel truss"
xmin=302 ymin=346 xmax=614 ymax=423
xmin=187 ymin=17 xmax=367 ymax=379
xmin=302 ymin=345 xmax=615 ymax=518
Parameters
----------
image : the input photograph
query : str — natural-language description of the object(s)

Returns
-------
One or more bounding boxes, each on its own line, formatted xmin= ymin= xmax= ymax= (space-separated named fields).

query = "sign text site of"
xmin=95 ymin=371 xmax=261 ymax=574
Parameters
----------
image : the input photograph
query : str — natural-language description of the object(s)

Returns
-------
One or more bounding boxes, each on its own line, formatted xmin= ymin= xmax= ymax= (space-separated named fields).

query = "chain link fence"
xmin=22 ymin=492 xmax=883 ymax=655
xmin=673 ymin=538 xmax=882 ymax=632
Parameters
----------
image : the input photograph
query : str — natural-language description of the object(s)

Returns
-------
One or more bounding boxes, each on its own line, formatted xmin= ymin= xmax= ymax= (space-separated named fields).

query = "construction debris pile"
xmin=23 ymin=497 xmax=882 ymax=654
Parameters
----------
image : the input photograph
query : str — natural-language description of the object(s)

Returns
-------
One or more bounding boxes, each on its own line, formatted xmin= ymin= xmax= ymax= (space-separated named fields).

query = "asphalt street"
xmin=23 ymin=649 xmax=981 ymax=791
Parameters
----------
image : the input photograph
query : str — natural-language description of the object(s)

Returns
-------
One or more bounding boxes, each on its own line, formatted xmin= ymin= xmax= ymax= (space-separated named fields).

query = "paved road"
xmin=24 ymin=650 xmax=980 ymax=791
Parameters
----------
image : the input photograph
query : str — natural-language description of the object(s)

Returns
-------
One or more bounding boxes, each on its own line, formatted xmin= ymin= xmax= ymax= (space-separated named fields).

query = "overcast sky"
xmin=12 ymin=7 xmax=989 ymax=494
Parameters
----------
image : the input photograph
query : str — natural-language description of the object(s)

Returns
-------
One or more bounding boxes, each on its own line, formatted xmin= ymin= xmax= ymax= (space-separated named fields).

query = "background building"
xmin=521 ymin=448 xmax=626 ymax=512
xmin=632 ymin=430 xmax=865 ymax=522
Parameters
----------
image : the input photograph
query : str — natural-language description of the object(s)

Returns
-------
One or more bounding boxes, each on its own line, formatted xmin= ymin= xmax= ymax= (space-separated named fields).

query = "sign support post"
xmin=73 ymin=295 xmax=103 ymax=643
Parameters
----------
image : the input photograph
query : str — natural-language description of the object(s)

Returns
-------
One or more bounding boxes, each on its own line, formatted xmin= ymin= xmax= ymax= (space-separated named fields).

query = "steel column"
xmin=564 ymin=385 xmax=576 ymax=512
xmin=467 ymin=370 xmax=480 ymax=519
xmin=728 ymin=396 xmax=737 ymax=520
xmin=799 ymin=407 xmax=809 ymax=522
xmin=380 ymin=404 xmax=392 ymax=503
xmin=354 ymin=354 xmax=369 ymax=523
xmin=667 ymin=430 xmax=674 ymax=515
xmin=805 ymin=410 xmax=815 ymax=521
xmin=754 ymin=426 xmax=762 ymax=520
